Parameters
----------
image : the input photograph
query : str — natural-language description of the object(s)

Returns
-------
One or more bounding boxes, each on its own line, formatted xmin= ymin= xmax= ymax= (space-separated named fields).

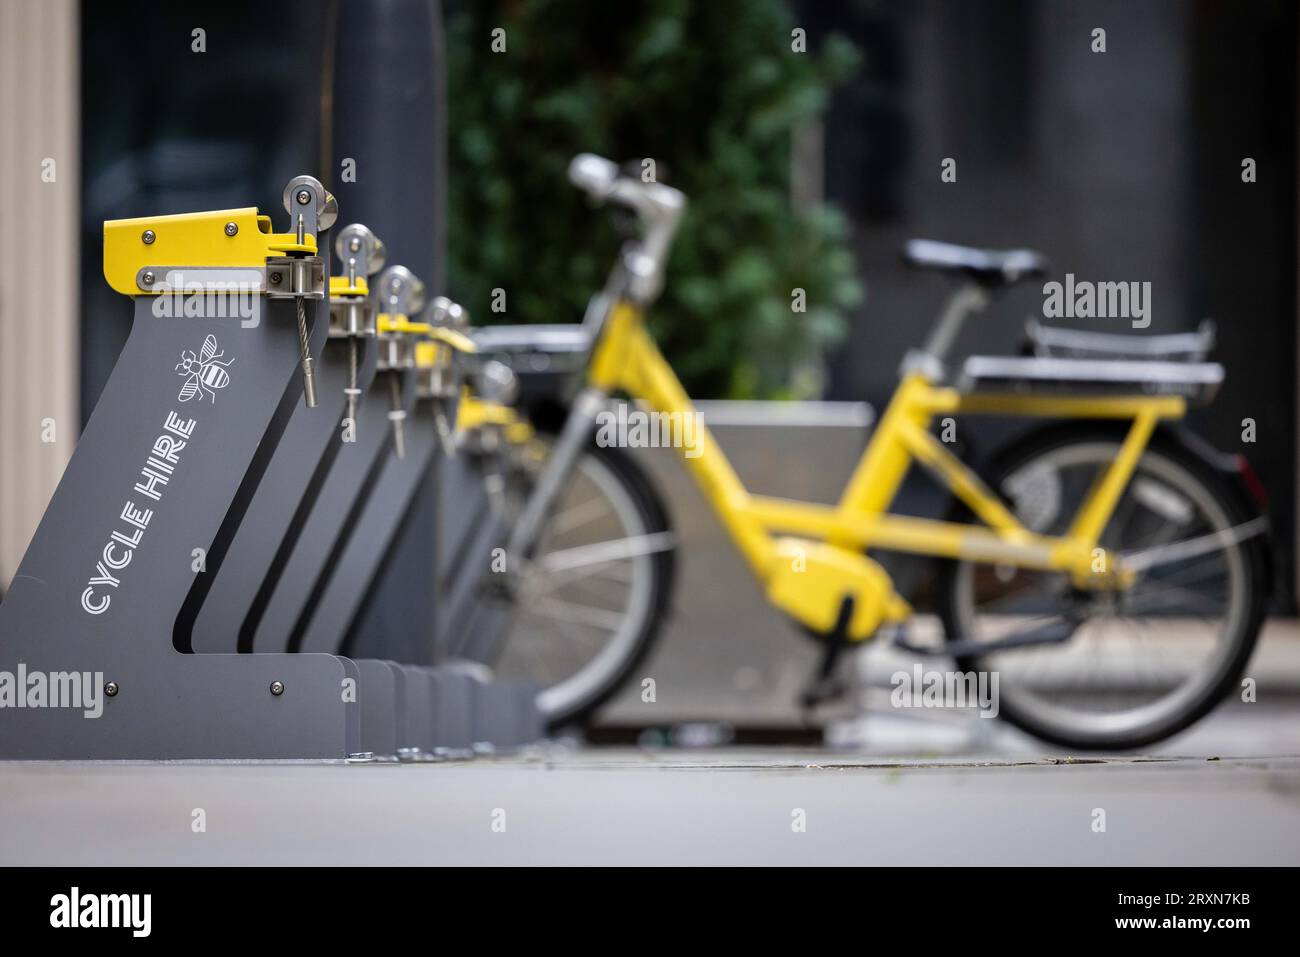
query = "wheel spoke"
xmin=529 ymin=595 xmax=626 ymax=633
xmin=548 ymin=495 xmax=614 ymax=537
xmin=538 ymin=531 xmax=675 ymax=574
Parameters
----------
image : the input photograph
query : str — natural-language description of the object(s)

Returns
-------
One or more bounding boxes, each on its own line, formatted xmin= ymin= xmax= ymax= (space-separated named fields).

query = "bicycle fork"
xmin=505 ymin=387 xmax=609 ymax=561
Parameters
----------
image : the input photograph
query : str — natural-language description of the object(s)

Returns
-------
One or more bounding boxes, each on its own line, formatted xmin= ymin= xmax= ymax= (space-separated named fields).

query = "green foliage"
xmin=445 ymin=0 xmax=862 ymax=398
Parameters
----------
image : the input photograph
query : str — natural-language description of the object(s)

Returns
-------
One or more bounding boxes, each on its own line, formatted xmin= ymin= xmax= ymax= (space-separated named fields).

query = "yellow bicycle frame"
xmin=587 ymin=300 xmax=1187 ymax=640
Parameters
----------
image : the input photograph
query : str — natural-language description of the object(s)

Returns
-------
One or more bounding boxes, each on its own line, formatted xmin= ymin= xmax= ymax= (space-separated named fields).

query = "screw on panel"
xmin=105 ymin=682 xmax=119 ymax=697
xmin=296 ymin=189 xmax=312 ymax=206
xmin=141 ymin=271 xmax=155 ymax=288
xmin=224 ymin=221 xmax=238 ymax=236
xmin=270 ymin=681 xmax=285 ymax=696
xmin=141 ymin=229 xmax=156 ymax=245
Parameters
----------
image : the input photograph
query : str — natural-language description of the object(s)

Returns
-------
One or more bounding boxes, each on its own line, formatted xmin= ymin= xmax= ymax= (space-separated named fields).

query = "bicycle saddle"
xmin=903 ymin=238 xmax=1048 ymax=289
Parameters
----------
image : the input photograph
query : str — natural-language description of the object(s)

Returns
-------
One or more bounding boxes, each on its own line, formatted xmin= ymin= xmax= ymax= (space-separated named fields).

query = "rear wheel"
xmin=937 ymin=426 xmax=1267 ymax=750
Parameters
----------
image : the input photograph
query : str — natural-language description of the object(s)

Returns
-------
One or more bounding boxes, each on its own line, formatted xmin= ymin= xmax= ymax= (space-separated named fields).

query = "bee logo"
xmin=175 ymin=334 xmax=234 ymax=403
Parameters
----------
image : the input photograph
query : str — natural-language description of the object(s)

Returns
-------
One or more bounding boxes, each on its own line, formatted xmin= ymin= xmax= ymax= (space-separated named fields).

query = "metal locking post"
xmin=374 ymin=265 xmax=426 ymax=458
xmin=420 ymin=296 xmax=471 ymax=457
xmin=329 ymin=224 xmax=387 ymax=430
xmin=266 ymin=175 xmax=339 ymax=407
xmin=468 ymin=359 xmax=522 ymax=519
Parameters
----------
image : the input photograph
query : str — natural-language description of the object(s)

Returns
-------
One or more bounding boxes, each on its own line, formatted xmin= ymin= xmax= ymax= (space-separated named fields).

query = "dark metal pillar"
xmin=329 ymin=0 xmax=447 ymax=661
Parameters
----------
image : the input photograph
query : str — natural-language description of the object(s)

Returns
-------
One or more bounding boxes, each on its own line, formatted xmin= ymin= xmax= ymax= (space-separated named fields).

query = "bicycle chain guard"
xmin=766 ymin=538 xmax=911 ymax=642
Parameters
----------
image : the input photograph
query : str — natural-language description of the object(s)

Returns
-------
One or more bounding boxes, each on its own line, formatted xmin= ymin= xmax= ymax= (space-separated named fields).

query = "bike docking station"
xmin=440 ymin=363 xmax=531 ymax=668
xmin=0 ymin=175 xmax=543 ymax=761
xmin=298 ymin=301 xmax=541 ymax=753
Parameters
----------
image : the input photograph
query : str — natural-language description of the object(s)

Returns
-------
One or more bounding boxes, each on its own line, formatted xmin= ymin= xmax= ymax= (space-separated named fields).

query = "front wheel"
xmin=492 ymin=437 xmax=675 ymax=728
xmin=937 ymin=425 xmax=1268 ymax=751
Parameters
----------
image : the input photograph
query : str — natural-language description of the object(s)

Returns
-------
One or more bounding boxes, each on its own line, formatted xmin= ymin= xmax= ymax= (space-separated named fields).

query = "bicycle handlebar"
xmin=568 ymin=153 xmax=685 ymax=305
xmin=567 ymin=153 xmax=619 ymax=199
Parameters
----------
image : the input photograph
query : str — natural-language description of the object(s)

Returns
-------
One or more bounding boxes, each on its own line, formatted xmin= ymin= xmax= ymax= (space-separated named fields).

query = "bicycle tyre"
xmin=936 ymin=423 xmax=1268 ymax=750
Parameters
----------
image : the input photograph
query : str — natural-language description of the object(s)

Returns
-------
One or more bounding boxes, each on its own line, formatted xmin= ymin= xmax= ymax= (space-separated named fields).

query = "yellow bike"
xmin=477 ymin=155 xmax=1270 ymax=749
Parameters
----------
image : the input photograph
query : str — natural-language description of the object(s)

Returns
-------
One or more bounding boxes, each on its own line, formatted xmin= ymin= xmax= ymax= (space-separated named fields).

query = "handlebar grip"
xmin=568 ymin=153 xmax=620 ymax=198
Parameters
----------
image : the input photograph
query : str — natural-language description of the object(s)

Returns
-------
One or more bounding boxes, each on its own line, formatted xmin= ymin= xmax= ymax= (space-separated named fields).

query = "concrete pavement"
xmin=3 ymin=618 xmax=1297 ymax=866
xmin=1 ymin=745 xmax=1297 ymax=865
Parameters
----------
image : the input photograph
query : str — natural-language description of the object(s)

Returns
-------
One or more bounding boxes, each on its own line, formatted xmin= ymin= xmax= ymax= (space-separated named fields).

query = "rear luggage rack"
xmin=1025 ymin=318 xmax=1216 ymax=362
xmin=959 ymin=354 xmax=1224 ymax=403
